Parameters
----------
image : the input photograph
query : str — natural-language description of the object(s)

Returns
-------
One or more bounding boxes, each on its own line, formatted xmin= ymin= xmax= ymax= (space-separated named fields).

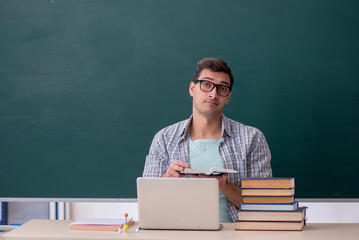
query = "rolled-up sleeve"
xmin=142 ymin=131 xmax=169 ymax=177
xmin=247 ymin=130 xmax=273 ymax=178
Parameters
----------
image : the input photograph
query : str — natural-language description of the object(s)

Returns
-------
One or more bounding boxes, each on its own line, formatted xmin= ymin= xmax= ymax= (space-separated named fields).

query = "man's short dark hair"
xmin=193 ymin=58 xmax=234 ymax=87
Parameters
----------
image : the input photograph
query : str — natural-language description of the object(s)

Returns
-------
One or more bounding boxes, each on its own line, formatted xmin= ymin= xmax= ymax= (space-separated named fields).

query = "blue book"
xmin=240 ymin=202 xmax=299 ymax=211
xmin=0 ymin=202 xmax=8 ymax=228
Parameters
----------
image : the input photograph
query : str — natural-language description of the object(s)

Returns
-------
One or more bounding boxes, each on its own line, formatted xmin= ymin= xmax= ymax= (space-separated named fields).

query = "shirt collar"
xmin=221 ymin=115 xmax=232 ymax=138
xmin=180 ymin=114 xmax=232 ymax=139
xmin=180 ymin=115 xmax=193 ymax=138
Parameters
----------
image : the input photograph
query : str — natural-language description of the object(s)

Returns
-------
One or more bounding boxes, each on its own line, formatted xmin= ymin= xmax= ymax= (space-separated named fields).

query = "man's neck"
xmin=189 ymin=113 xmax=223 ymax=140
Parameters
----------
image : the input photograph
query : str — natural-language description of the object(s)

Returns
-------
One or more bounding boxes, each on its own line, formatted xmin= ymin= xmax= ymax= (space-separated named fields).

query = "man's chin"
xmin=199 ymin=109 xmax=223 ymax=118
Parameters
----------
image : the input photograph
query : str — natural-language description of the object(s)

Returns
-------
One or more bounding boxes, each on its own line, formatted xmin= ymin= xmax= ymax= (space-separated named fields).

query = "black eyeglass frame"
xmin=192 ymin=79 xmax=232 ymax=97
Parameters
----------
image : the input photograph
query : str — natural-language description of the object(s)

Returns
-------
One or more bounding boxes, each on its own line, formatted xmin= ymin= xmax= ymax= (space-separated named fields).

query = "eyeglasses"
xmin=192 ymin=80 xmax=232 ymax=97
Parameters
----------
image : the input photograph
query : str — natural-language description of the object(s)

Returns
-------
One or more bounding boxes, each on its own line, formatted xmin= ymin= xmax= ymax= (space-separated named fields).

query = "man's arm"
xmin=247 ymin=130 xmax=273 ymax=178
xmin=195 ymin=174 xmax=243 ymax=208
xmin=223 ymin=130 xmax=272 ymax=208
xmin=143 ymin=132 xmax=168 ymax=177
xmin=195 ymin=129 xmax=272 ymax=209
xmin=143 ymin=131 xmax=190 ymax=178
xmin=218 ymin=174 xmax=243 ymax=208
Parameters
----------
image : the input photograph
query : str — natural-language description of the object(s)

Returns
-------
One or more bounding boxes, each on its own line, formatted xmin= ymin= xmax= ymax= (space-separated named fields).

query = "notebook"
xmin=137 ymin=177 xmax=220 ymax=230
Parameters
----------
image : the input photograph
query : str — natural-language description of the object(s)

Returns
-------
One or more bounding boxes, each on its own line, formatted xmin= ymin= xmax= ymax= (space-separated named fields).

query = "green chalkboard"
xmin=0 ymin=0 xmax=358 ymax=198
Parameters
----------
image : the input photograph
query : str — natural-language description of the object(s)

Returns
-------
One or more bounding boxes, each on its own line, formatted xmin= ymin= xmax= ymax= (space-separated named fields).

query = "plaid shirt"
xmin=143 ymin=115 xmax=272 ymax=221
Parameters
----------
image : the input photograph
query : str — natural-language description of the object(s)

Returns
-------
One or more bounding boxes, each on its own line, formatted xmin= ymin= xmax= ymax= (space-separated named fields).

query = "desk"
xmin=1 ymin=220 xmax=359 ymax=240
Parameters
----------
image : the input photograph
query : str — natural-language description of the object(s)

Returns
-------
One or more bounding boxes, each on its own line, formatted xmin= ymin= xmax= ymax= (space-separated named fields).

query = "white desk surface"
xmin=1 ymin=219 xmax=359 ymax=240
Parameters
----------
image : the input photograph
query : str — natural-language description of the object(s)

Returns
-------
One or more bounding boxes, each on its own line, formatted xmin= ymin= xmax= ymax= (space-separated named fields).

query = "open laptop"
xmin=137 ymin=177 xmax=220 ymax=230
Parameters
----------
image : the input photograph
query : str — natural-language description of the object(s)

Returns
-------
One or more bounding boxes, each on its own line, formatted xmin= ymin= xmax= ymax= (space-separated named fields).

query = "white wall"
xmin=71 ymin=202 xmax=138 ymax=221
xmin=299 ymin=202 xmax=359 ymax=223
xmin=7 ymin=202 xmax=49 ymax=225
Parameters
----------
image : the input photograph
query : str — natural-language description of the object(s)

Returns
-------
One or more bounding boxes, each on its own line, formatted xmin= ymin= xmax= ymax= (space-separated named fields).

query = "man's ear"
xmin=189 ymin=82 xmax=195 ymax=97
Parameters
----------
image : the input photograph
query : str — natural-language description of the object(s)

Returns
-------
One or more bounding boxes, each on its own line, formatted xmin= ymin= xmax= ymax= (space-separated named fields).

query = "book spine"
xmin=242 ymin=196 xmax=294 ymax=204
xmin=0 ymin=202 xmax=8 ymax=226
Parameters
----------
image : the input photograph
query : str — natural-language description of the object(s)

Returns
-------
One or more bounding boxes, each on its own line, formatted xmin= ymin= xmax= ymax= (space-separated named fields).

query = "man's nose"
xmin=208 ymin=86 xmax=219 ymax=98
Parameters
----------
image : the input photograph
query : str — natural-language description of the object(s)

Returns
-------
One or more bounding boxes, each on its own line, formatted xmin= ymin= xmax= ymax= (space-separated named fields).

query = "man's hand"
xmin=187 ymin=173 xmax=229 ymax=192
xmin=187 ymin=173 xmax=243 ymax=208
xmin=162 ymin=160 xmax=191 ymax=178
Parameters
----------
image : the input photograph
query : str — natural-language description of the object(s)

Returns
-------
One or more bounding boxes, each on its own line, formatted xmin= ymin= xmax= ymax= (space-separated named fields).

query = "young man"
xmin=143 ymin=58 xmax=272 ymax=222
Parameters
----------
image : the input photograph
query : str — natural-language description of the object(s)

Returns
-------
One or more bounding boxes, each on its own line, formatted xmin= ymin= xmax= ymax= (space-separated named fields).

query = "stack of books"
xmin=236 ymin=177 xmax=306 ymax=231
